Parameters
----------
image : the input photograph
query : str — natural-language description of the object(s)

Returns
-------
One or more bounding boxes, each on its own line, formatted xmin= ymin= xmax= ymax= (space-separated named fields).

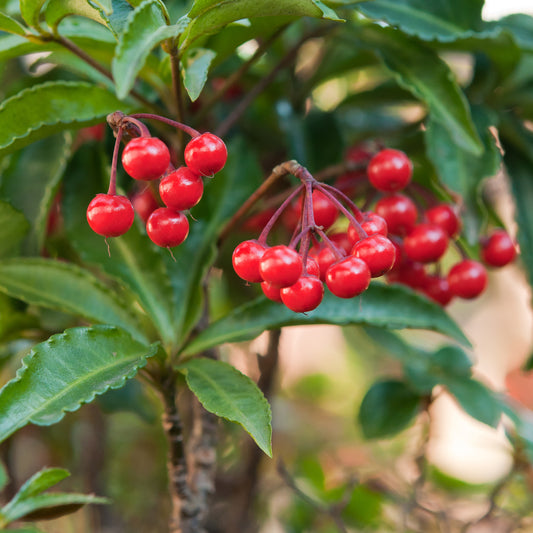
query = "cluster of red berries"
xmin=86 ymin=113 xmax=227 ymax=248
xmin=234 ymin=148 xmax=517 ymax=313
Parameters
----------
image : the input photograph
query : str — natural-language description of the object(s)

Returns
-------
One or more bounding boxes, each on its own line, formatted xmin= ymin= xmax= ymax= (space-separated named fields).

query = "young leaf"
xmin=181 ymin=47 xmax=216 ymax=101
xmin=0 ymin=325 xmax=158 ymax=443
xmin=355 ymin=24 xmax=483 ymax=155
xmin=0 ymin=11 xmax=29 ymax=35
xmin=178 ymin=358 xmax=272 ymax=456
xmin=19 ymin=0 xmax=46 ymax=28
xmin=182 ymin=284 xmax=470 ymax=356
xmin=44 ymin=0 xmax=107 ymax=32
xmin=7 ymin=468 xmax=69 ymax=502
xmin=358 ymin=380 xmax=422 ymax=439
xmin=0 ymin=201 xmax=29 ymax=258
xmin=112 ymin=0 xmax=188 ymax=99
xmin=0 ymin=258 xmax=149 ymax=344
xmin=0 ymin=81 xmax=134 ymax=155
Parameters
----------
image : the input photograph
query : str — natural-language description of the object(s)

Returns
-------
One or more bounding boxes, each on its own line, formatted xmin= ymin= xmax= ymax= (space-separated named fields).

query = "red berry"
xmin=387 ymin=261 xmax=428 ymax=289
xmin=280 ymin=276 xmax=324 ymax=313
xmin=232 ymin=240 xmax=266 ymax=283
xmin=316 ymin=246 xmax=340 ymax=281
xmin=305 ymin=257 xmax=320 ymax=277
xmin=423 ymin=275 xmax=453 ymax=306
xmin=131 ymin=188 xmax=159 ymax=223
xmin=184 ymin=133 xmax=227 ymax=176
xmin=310 ymin=190 xmax=339 ymax=229
xmin=367 ymin=149 xmax=412 ymax=192
xmin=375 ymin=194 xmax=418 ymax=236
xmin=346 ymin=144 xmax=372 ymax=164
xmin=86 ymin=193 xmax=134 ymax=237
xmin=159 ymin=167 xmax=204 ymax=211
xmin=425 ymin=204 xmax=461 ymax=238
xmin=481 ymin=229 xmax=517 ymax=267
xmin=403 ymin=223 xmax=449 ymax=263
xmin=351 ymin=234 xmax=396 ymax=277
xmin=328 ymin=232 xmax=353 ymax=254
xmin=243 ymin=207 xmax=276 ymax=233
xmin=447 ymin=259 xmax=487 ymax=299
xmin=122 ymin=137 xmax=170 ymax=181
xmin=261 ymin=281 xmax=282 ymax=302
xmin=259 ymin=245 xmax=303 ymax=288
xmin=325 ymin=256 xmax=370 ymax=298
xmin=146 ymin=208 xmax=189 ymax=248
xmin=361 ymin=212 xmax=388 ymax=237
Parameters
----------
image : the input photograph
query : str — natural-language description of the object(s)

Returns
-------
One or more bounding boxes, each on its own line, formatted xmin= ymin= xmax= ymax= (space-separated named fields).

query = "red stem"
xmin=107 ymin=128 xmax=123 ymax=196
xmin=129 ymin=113 xmax=201 ymax=138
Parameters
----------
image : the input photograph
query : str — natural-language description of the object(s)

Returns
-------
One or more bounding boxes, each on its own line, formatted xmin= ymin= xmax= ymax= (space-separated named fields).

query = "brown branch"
xmin=169 ymin=44 xmax=186 ymax=155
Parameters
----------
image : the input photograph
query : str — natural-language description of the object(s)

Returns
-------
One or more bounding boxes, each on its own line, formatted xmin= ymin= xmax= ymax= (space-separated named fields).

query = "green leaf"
xmin=19 ymin=0 xmax=46 ymax=28
xmin=182 ymin=284 xmax=470 ymax=356
xmin=62 ymin=144 xmax=176 ymax=347
xmin=180 ymin=0 xmax=341 ymax=50
xmin=493 ymin=13 xmax=533 ymax=52
xmin=44 ymin=0 xmax=107 ymax=32
xmin=0 ymin=81 xmax=134 ymax=155
xmin=355 ymin=24 xmax=483 ymax=155
xmin=0 ymin=133 xmax=71 ymax=254
xmin=357 ymin=0 xmax=484 ymax=42
xmin=181 ymin=47 xmax=216 ymax=102
xmin=425 ymin=106 xmax=500 ymax=244
xmin=0 ymin=461 xmax=7 ymax=491
xmin=112 ymin=0 xmax=188 ymax=99
xmin=358 ymin=380 xmax=422 ymax=439
xmin=178 ymin=358 xmax=272 ymax=456
xmin=0 ymin=325 xmax=157 ymax=443
xmin=445 ymin=377 xmax=501 ymax=427
xmin=0 ymin=258 xmax=148 ymax=344
xmin=0 ymin=10 xmax=28 ymax=34
xmin=9 ymin=468 xmax=69 ymax=502
xmin=87 ymin=0 xmax=135 ymax=38
xmin=0 ymin=201 xmax=29 ymax=258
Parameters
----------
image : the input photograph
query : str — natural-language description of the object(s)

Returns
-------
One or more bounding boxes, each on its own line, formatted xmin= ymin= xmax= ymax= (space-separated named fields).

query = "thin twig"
xmin=169 ymin=44 xmax=186 ymax=153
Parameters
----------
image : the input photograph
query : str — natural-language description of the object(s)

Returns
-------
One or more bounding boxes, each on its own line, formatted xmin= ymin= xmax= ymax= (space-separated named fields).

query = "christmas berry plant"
xmin=0 ymin=1 xmax=533 ymax=532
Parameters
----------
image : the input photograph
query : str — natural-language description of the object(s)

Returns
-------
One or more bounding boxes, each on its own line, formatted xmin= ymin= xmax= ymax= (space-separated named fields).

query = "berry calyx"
xmin=375 ymin=194 xmax=418 ymax=236
xmin=325 ymin=257 xmax=371 ymax=298
xmin=351 ymin=234 xmax=396 ymax=277
xmin=447 ymin=259 xmax=487 ymax=299
xmin=403 ymin=223 xmax=449 ymax=264
xmin=122 ymin=137 xmax=170 ymax=181
xmin=159 ymin=167 xmax=204 ymax=211
xmin=425 ymin=204 xmax=461 ymax=238
xmin=259 ymin=245 xmax=303 ymax=288
xmin=86 ymin=194 xmax=134 ymax=237
xmin=184 ymin=133 xmax=227 ymax=176
xmin=481 ymin=229 xmax=517 ymax=267
xmin=367 ymin=149 xmax=412 ymax=192
xmin=146 ymin=208 xmax=189 ymax=248
xmin=232 ymin=240 xmax=266 ymax=283
xmin=280 ymin=276 xmax=324 ymax=313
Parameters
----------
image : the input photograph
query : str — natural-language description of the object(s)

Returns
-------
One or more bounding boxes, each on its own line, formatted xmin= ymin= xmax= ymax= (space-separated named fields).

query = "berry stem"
xmin=107 ymin=127 xmax=124 ymax=196
xmin=129 ymin=113 xmax=201 ymax=138
xmin=120 ymin=116 xmax=151 ymax=138
xmin=315 ymin=228 xmax=344 ymax=261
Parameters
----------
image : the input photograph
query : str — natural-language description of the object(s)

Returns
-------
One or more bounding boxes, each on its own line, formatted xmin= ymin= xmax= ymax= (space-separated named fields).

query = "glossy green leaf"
xmin=87 ymin=0 xmax=135 ymax=38
xmin=357 ymin=0 xmax=484 ymax=42
xmin=9 ymin=468 xmax=69 ymax=502
xmin=178 ymin=358 xmax=272 ymax=456
xmin=181 ymin=47 xmax=216 ymax=101
xmin=0 ymin=201 xmax=29 ymax=258
xmin=0 ymin=10 xmax=28 ymax=34
xmin=180 ymin=0 xmax=341 ymax=50
xmin=20 ymin=0 xmax=46 ymax=28
xmin=445 ymin=377 xmax=501 ymax=427
xmin=493 ymin=13 xmax=533 ymax=52
xmin=62 ymin=144 xmax=176 ymax=347
xmin=182 ymin=284 xmax=470 ymax=356
xmin=425 ymin=106 xmax=500 ymax=244
xmin=0 ymin=325 xmax=157 ymax=443
xmin=0 ymin=133 xmax=71 ymax=254
xmin=0 ymin=81 xmax=134 ymax=155
xmin=358 ymin=380 xmax=422 ymax=439
xmin=0 ymin=258 xmax=148 ymax=344
xmin=112 ymin=0 xmax=187 ymax=99
xmin=356 ymin=24 xmax=483 ymax=155
xmin=44 ymin=0 xmax=107 ymax=31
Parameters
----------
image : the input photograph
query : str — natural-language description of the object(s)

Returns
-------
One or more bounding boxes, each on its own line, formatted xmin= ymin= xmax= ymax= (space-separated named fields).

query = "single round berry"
xmin=259 ymin=245 xmax=303 ymax=288
xmin=131 ymin=188 xmax=159 ymax=223
xmin=375 ymin=194 xmax=418 ymax=236
xmin=325 ymin=256 xmax=371 ymax=298
xmin=425 ymin=204 xmax=461 ymax=238
xmin=261 ymin=281 xmax=282 ymax=302
xmin=387 ymin=261 xmax=428 ymax=289
xmin=159 ymin=167 xmax=204 ymax=211
xmin=280 ymin=276 xmax=324 ymax=313
xmin=351 ymin=234 xmax=396 ymax=277
xmin=86 ymin=193 xmax=134 ymax=237
xmin=184 ymin=133 xmax=227 ymax=176
xmin=316 ymin=246 xmax=340 ymax=281
xmin=481 ymin=229 xmax=517 ymax=267
xmin=328 ymin=232 xmax=353 ymax=255
xmin=423 ymin=275 xmax=453 ymax=306
xmin=146 ymin=208 xmax=189 ymax=248
xmin=232 ymin=240 xmax=266 ymax=283
xmin=403 ymin=223 xmax=449 ymax=263
xmin=305 ymin=257 xmax=320 ymax=278
xmin=447 ymin=259 xmax=487 ymax=299
xmin=122 ymin=137 xmax=170 ymax=181
xmin=367 ymin=149 xmax=413 ymax=192
xmin=310 ymin=190 xmax=339 ymax=229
